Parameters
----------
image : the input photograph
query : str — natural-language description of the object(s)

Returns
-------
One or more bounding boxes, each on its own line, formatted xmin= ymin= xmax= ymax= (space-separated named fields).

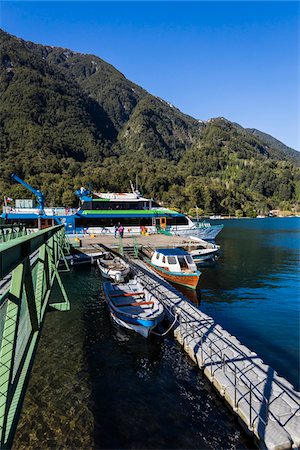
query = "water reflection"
xmin=199 ymin=218 xmax=300 ymax=389
xmin=13 ymin=218 xmax=298 ymax=448
xmin=13 ymin=265 xmax=252 ymax=449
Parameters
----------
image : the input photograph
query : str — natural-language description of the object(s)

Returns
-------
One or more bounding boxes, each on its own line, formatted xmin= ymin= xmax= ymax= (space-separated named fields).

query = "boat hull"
xmin=110 ymin=312 xmax=157 ymax=338
xmin=191 ymin=248 xmax=219 ymax=262
xmin=102 ymin=281 xmax=164 ymax=338
xmin=97 ymin=258 xmax=130 ymax=282
xmin=174 ymin=224 xmax=223 ymax=240
xmin=145 ymin=261 xmax=200 ymax=290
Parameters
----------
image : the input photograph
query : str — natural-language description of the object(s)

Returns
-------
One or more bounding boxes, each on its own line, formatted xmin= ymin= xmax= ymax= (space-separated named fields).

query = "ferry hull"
xmin=145 ymin=262 xmax=200 ymax=290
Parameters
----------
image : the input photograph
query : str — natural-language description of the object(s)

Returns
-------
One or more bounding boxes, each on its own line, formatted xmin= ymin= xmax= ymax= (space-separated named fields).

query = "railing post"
xmin=23 ymin=258 xmax=39 ymax=332
xmin=210 ymin=343 xmax=213 ymax=378
xmin=200 ymin=331 xmax=203 ymax=367
xmin=0 ymin=264 xmax=23 ymax=446
xmin=249 ymin=382 xmax=252 ymax=429
xmin=234 ymin=366 xmax=237 ymax=410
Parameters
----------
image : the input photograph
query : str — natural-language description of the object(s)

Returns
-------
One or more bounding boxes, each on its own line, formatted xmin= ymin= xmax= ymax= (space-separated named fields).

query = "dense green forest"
xmin=0 ymin=29 xmax=299 ymax=216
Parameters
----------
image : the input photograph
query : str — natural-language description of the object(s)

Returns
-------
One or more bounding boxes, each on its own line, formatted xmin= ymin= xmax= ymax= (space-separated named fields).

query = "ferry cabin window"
xmin=167 ymin=216 xmax=189 ymax=226
xmin=162 ymin=256 xmax=166 ymax=264
xmin=168 ymin=256 xmax=177 ymax=265
xmin=81 ymin=201 xmax=151 ymax=211
xmin=4 ymin=219 xmax=38 ymax=228
xmin=156 ymin=253 xmax=160 ymax=260
xmin=75 ymin=217 xmax=153 ymax=228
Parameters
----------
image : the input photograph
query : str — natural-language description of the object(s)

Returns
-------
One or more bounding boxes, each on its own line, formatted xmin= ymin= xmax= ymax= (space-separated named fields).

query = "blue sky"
xmin=1 ymin=1 xmax=299 ymax=149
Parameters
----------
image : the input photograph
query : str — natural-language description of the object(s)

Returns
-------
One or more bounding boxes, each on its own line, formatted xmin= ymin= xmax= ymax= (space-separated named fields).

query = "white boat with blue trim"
xmin=102 ymin=279 xmax=164 ymax=337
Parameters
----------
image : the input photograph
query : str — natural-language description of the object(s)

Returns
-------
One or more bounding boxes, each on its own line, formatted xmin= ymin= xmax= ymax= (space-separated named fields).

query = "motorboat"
xmin=142 ymin=248 xmax=201 ymax=290
xmin=182 ymin=238 xmax=220 ymax=263
xmin=173 ymin=222 xmax=223 ymax=240
xmin=102 ymin=279 xmax=164 ymax=337
xmin=97 ymin=251 xmax=130 ymax=282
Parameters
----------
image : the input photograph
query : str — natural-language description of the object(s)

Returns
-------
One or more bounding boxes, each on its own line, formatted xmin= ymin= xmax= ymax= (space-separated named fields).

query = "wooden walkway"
xmin=131 ymin=260 xmax=300 ymax=450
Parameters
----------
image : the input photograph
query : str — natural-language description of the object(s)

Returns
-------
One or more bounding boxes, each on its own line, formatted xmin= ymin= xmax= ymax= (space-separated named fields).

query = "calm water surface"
xmin=13 ymin=218 xmax=299 ymax=449
xmin=197 ymin=217 xmax=299 ymax=390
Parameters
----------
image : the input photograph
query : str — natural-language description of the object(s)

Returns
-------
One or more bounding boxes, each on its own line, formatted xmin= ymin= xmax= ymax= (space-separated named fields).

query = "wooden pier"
xmin=130 ymin=260 xmax=300 ymax=450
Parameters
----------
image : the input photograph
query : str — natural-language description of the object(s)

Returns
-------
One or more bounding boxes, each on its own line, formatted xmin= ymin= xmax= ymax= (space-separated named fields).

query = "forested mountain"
xmin=0 ymin=29 xmax=299 ymax=215
xmin=245 ymin=128 xmax=300 ymax=162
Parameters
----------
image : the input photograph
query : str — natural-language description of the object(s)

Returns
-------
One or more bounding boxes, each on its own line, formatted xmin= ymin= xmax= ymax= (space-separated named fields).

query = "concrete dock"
xmin=70 ymin=233 xmax=199 ymax=249
xmin=130 ymin=260 xmax=300 ymax=450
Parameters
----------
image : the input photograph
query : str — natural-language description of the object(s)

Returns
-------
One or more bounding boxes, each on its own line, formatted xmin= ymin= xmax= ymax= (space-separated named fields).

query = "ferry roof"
xmin=93 ymin=192 xmax=149 ymax=201
xmin=156 ymin=248 xmax=190 ymax=256
xmin=80 ymin=209 xmax=185 ymax=217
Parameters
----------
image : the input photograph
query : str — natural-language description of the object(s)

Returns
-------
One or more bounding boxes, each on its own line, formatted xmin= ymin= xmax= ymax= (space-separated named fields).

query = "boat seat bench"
xmin=110 ymin=292 xmax=145 ymax=298
xmin=117 ymin=301 xmax=154 ymax=307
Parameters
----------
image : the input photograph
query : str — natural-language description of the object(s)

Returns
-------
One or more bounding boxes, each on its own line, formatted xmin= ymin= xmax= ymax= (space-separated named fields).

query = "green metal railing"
xmin=118 ymin=236 xmax=124 ymax=256
xmin=0 ymin=225 xmax=28 ymax=244
xmin=0 ymin=225 xmax=70 ymax=448
xmin=132 ymin=237 xmax=140 ymax=258
xmin=156 ymin=225 xmax=172 ymax=236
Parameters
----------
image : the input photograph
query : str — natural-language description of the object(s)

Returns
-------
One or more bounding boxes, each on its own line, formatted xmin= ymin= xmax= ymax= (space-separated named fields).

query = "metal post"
xmin=249 ymin=382 xmax=252 ymax=429
xmin=0 ymin=264 xmax=23 ymax=445
xmin=200 ymin=332 xmax=203 ymax=367
xmin=234 ymin=366 xmax=237 ymax=409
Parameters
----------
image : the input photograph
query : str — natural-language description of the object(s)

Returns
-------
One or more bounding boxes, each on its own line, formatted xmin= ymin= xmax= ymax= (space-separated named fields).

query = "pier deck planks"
xmin=131 ymin=260 xmax=300 ymax=450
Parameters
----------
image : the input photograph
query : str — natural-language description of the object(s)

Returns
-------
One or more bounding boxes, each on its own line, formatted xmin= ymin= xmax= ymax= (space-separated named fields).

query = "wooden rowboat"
xmin=102 ymin=279 xmax=164 ymax=337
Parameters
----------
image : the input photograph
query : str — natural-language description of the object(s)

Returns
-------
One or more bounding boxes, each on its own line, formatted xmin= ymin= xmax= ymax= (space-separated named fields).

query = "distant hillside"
xmin=246 ymin=128 xmax=300 ymax=162
xmin=0 ymin=29 xmax=299 ymax=216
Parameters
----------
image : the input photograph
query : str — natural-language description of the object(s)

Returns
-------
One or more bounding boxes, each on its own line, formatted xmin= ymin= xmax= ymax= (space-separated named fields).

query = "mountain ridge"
xmin=0 ymin=29 xmax=299 ymax=216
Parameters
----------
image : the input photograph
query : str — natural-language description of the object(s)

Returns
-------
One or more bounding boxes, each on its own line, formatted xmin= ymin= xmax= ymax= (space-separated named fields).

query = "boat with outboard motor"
xmin=141 ymin=248 xmax=201 ymax=290
xmin=182 ymin=238 xmax=220 ymax=263
xmin=102 ymin=278 xmax=164 ymax=337
xmin=97 ymin=252 xmax=130 ymax=282
xmin=174 ymin=221 xmax=223 ymax=240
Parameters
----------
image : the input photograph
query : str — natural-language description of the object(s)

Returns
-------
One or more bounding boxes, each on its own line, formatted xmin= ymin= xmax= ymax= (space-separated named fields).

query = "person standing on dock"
xmin=119 ymin=224 xmax=124 ymax=238
xmin=114 ymin=223 xmax=119 ymax=238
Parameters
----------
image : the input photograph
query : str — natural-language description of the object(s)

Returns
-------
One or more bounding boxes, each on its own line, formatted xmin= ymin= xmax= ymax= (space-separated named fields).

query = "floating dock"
xmin=129 ymin=260 xmax=300 ymax=450
xmin=68 ymin=237 xmax=300 ymax=449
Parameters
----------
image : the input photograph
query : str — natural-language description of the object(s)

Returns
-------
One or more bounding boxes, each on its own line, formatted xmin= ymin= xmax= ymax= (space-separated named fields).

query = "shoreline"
xmin=194 ymin=215 xmax=300 ymax=220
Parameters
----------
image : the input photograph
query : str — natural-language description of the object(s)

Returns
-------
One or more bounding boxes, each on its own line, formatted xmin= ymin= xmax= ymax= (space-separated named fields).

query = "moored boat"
xmin=3 ymin=174 xmax=224 ymax=240
xmin=182 ymin=238 xmax=220 ymax=263
xmin=97 ymin=252 xmax=130 ymax=282
xmin=102 ymin=279 xmax=164 ymax=337
xmin=142 ymin=248 xmax=201 ymax=290
xmin=174 ymin=222 xmax=223 ymax=240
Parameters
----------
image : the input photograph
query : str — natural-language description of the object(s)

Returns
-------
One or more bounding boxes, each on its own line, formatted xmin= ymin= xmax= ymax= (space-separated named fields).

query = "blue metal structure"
xmin=11 ymin=174 xmax=45 ymax=211
xmin=74 ymin=186 xmax=93 ymax=202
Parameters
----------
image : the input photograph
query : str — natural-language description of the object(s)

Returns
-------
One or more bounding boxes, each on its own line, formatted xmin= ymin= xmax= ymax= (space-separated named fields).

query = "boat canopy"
xmin=155 ymin=248 xmax=191 ymax=256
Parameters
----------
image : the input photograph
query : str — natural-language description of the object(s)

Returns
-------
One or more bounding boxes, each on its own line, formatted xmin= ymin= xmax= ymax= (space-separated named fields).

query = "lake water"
xmin=13 ymin=218 xmax=299 ymax=449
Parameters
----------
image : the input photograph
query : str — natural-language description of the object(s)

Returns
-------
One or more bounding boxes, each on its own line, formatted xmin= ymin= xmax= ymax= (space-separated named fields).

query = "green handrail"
xmin=0 ymin=225 xmax=70 ymax=448
xmin=132 ymin=236 xmax=140 ymax=258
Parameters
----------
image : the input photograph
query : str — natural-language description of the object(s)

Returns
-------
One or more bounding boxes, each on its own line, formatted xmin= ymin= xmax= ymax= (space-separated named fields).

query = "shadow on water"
xmin=14 ymin=215 xmax=299 ymax=448
xmin=198 ymin=218 xmax=300 ymax=390
xmin=81 ymin=267 xmax=254 ymax=449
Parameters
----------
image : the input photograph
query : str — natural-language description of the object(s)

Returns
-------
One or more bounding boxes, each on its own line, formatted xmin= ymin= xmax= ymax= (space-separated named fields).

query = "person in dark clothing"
xmin=114 ymin=223 xmax=119 ymax=238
